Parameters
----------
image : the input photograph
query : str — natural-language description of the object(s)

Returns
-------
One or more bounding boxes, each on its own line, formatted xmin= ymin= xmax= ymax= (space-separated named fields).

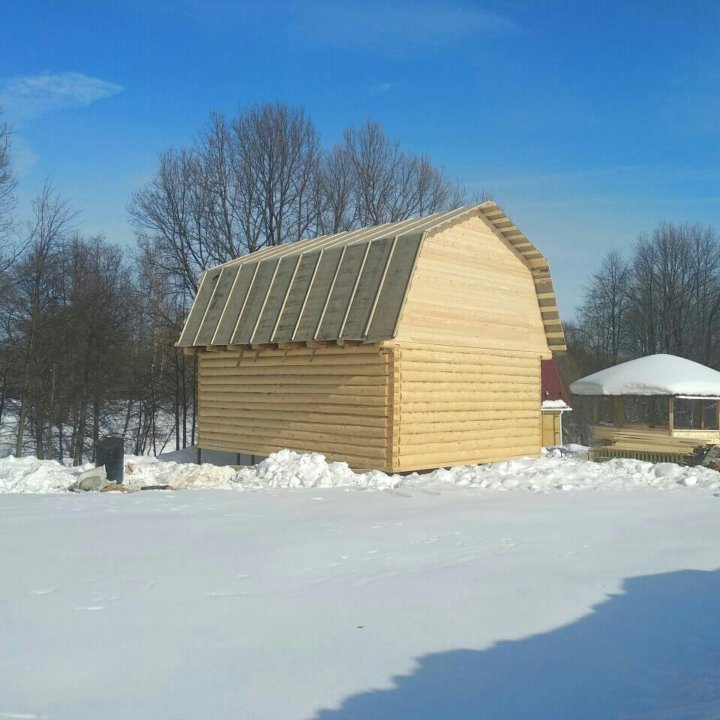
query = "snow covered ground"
xmin=1 ymin=451 xmax=719 ymax=719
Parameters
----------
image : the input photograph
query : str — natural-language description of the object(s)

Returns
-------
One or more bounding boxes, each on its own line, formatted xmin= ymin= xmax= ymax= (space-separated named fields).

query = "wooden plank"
xmin=199 ymin=382 xmax=387 ymax=396
xmin=341 ymin=237 xmax=394 ymax=339
xmin=199 ymin=369 xmax=390 ymax=386
xmin=198 ymin=439 xmax=390 ymax=471
xmin=231 ymin=259 xmax=279 ymax=345
xmin=393 ymin=386 xmax=538 ymax=401
xmin=177 ymin=268 xmax=221 ymax=346
xmin=194 ymin=266 xmax=238 ymax=346
xmin=293 ymin=246 xmax=344 ymax=341
xmin=200 ymin=398 xmax=388 ymax=417
xmin=272 ymin=252 xmax=320 ymax=342
xmin=398 ymin=368 xmax=538 ymax=381
xmin=198 ymin=391 xmax=388 ymax=406
xmin=399 ymin=405 xmax=537 ymax=420
xmin=251 ymin=255 xmax=300 ymax=344
xmin=198 ymin=429 xmax=387 ymax=459
xmin=201 ymin=417 xmax=387 ymax=439
xmin=198 ymin=408 xmax=389 ymax=427
xmin=381 ymin=341 xmax=542 ymax=357
xmin=200 ymin=363 xmax=388 ymax=377
xmin=212 ymin=263 xmax=259 ymax=345
xmin=316 ymin=243 xmax=369 ymax=340
xmin=395 ymin=445 xmax=540 ymax=471
xmin=366 ymin=234 xmax=423 ymax=339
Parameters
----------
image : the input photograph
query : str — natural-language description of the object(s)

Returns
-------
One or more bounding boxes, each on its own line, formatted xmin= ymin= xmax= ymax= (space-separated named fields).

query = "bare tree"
xmin=130 ymin=103 xmax=322 ymax=301
xmin=12 ymin=184 xmax=76 ymax=457
xmin=0 ymin=111 xmax=16 ymax=246
xmin=340 ymin=120 xmax=464 ymax=227
xmin=575 ymin=222 xmax=720 ymax=373
xmin=316 ymin=145 xmax=356 ymax=234
xmin=577 ymin=250 xmax=630 ymax=365
xmin=131 ymin=106 xmax=466 ymax=309
xmin=231 ymin=103 xmax=321 ymax=248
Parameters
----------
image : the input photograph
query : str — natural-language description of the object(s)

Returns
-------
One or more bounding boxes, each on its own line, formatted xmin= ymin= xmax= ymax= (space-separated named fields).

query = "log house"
xmin=177 ymin=202 xmax=566 ymax=471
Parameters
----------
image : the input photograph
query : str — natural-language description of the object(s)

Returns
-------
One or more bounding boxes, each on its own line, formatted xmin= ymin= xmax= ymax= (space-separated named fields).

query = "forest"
xmin=1 ymin=102 xmax=718 ymax=460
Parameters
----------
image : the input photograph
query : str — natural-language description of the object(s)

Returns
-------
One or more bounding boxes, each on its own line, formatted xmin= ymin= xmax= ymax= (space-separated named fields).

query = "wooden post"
xmin=700 ymin=400 xmax=705 ymax=430
xmin=593 ymin=397 xmax=599 ymax=424
xmin=716 ymin=400 xmax=720 ymax=431
xmin=668 ymin=397 xmax=675 ymax=434
xmin=616 ymin=397 xmax=625 ymax=427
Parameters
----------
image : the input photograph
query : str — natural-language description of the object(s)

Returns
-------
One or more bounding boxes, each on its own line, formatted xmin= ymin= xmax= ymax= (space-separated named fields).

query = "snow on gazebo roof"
xmin=569 ymin=354 xmax=720 ymax=398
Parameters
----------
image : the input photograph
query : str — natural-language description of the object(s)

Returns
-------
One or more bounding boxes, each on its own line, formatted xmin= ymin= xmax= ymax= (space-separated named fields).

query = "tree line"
xmin=3 ymin=100 xmax=715 ymax=457
xmin=560 ymin=221 xmax=720 ymax=442
xmin=0 ymin=104 xmax=465 ymax=462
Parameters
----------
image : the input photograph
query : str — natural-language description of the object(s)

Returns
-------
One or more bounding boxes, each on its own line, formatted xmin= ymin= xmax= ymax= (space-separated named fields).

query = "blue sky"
xmin=2 ymin=0 xmax=719 ymax=318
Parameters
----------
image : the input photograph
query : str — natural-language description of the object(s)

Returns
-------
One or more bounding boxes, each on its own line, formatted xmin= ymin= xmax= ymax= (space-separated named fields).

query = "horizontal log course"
xmin=382 ymin=342 xmax=545 ymax=358
xmin=397 ymin=426 xmax=540 ymax=446
xmin=199 ymin=382 xmax=388 ymax=397
xmin=396 ymin=394 xmax=536 ymax=409
xmin=395 ymin=445 xmax=541 ymax=471
xmin=200 ymin=361 xmax=389 ymax=376
xmin=398 ymin=416 xmax=539 ymax=432
xmin=396 ymin=360 xmax=537 ymax=374
xmin=200 ymin=351 xmax=387 ymax=369
xmin=199 ymin=440 xmax=389 ymax=472
xmin=200 ymin=398 xmax=388 ymax=417
xmin=197 ymin=407 xmax=389 ymax=427
xmin=396 ymin=333 xmax=547 ymax=353
xmin=400 ymin=404 xmax=536 ymax=421
xmin=396 ymin=380 xmax=539 ymax=393
xmin=198 ymin=415 xmax=387 ymax=439
xmin=399 ymin=316 xmax=536 ymax=335
xmin=393 ymin=390 xmax=536 ymax=404
xmin=199 ymin=429 xmax=387 ymax=461
xmin=199 ymin=395 xmax=388 ymax=410
xmin=199 ymin=376 xmax=387 ymax=389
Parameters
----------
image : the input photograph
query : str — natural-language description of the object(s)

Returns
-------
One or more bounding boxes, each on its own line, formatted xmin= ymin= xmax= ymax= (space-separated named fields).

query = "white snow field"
xmin=1 ymin=451 xmax=720 ymax=719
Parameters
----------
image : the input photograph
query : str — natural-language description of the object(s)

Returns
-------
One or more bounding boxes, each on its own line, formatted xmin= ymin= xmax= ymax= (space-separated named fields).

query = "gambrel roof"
xmin=177 ymin=201 xmax=566 ymax=351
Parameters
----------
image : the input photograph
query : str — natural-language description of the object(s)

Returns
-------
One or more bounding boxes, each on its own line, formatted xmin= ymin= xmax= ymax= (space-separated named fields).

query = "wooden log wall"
xmin=541 ymin=411 xmax=562 ymax=447
xmin=395 ymin=215 xmax=550 ymax=356
xmin=198 ymin=344 xmax=392 ymax=470
xmin=388 ymin=344 xmax=542 ymax=471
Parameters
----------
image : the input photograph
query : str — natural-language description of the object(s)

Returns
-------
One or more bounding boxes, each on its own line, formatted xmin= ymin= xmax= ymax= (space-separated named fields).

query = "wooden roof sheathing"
xmin=178 ymin=202 xmax=567 ymax=351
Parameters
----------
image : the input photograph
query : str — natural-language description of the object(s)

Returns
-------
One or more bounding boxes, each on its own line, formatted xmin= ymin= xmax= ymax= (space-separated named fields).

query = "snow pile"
xmin=229 ymin=449 xmax=720 ymax=494
xmin=422 ymin=455 xmax=720 ymax=492
xmin=2 ymin=448 xmax=720 ymax=494
xmin=0 ymin=454 xmax=237 ymax=494
xmin=0 ymin=455 xmax=77 ymax=493
xmin=124 ymin=456 xmax=237 ymax=490
xmin=233 ymin=449 xmax=402 ymax=490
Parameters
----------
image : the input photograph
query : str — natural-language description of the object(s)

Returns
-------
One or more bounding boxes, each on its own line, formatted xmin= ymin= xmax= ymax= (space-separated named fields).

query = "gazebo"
xmin=570 ymin=354 xmax=720 ymax=463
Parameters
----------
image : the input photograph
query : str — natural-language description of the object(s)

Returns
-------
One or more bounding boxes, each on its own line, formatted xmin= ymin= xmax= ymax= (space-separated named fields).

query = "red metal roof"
xmin=541 ymin=359 xmax=571 ymax=405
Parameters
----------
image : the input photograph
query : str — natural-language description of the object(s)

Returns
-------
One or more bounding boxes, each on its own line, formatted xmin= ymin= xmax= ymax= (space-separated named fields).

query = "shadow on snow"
xmin=312 ymin=568 xmax=720 ymax=719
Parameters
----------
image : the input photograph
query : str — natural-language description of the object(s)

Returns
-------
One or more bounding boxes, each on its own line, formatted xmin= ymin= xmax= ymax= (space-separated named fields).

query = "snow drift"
xmin=1 ymin=448 xmax=719 ymax=495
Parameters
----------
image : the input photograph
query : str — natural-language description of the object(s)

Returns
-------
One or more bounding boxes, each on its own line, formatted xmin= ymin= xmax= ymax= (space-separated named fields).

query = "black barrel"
xmin=95 ymin=436 xmax=125 ymax=484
